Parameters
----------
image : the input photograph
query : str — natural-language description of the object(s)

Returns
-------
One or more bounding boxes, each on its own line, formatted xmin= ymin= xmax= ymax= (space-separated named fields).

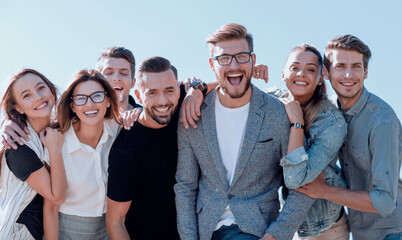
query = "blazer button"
xmin=228 ymin=194 xmax=234 ymax=200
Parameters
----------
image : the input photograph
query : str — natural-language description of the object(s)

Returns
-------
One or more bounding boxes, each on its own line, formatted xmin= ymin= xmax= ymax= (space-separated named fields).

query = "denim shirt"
xmin=280 ymin=98 xmax=347 ymax=236
xmin=266 ymin=88 xmax=348 ymax=236
xmin=337 ymin=87 xmax=402 ymax=240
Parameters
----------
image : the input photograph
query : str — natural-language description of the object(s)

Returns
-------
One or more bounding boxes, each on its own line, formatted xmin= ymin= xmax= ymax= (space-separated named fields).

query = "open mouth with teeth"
xmin=293 ymin=81 xmax=308 ymax=86
xmin=226 ymin=73 xmax=244 ymax=86
xmin=340 ymin=82 xmax=356 ymax=87
xmin=153 ymin=105 xmax=172 ymax=115
xmin=83 ymin=109 xmax=99 ymax=117
xmin=34 ymin=101 xmax=49 ymax=110
xmin=113 ymin=86 xmax=123 ymax=93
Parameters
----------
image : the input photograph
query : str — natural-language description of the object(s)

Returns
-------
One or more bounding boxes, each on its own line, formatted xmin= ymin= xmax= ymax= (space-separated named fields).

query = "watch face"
xmin=190 ymin=81 xmax=201 ymax=87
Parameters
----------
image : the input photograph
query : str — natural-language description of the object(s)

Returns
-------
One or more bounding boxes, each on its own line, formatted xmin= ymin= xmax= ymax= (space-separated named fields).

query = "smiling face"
xmin=71 ymin=80 xmax=110 ymax=127
xmin=100 ymin=57 xmax=135 ymax=109
xmin=209 ymin=39 xmax=255 ymax=106
xmin=12 ymin=73 xmax=55 ymax=125
xmin=325 ymin=49 xmax=367 ymax=110
xmin=282 ymin=50 xmax=323 ymax=104
xmin=135 ymin=69 xmax=180 ymax=127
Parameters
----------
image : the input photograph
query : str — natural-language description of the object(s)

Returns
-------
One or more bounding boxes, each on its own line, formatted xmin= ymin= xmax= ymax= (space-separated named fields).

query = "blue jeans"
xmin=58 ymin=212 xmax=110 ymax=240
xmin=212 ymin=224 xmax=259 ymax=240
xmin=384 ymin=232 xmax=402 ymax=240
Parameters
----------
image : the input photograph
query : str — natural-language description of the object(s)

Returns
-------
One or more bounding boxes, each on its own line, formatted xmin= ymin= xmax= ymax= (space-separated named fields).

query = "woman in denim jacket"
xmin=272 ymin=44 xmax=349 ymax=239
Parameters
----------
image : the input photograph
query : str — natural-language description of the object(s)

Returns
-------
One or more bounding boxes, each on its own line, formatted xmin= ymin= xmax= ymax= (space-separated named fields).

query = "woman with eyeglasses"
xmin=0 ymin=69 xmax=66 ymax=240
xmin=44 ymin=69 xmax=121 ymax=240
xmin=268 ymin=44 xmax=349 ymax=239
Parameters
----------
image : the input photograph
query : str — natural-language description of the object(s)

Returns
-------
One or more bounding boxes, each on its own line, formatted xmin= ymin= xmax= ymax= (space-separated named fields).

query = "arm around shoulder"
xmin=281 ymin=114 xmax=347 ymax=188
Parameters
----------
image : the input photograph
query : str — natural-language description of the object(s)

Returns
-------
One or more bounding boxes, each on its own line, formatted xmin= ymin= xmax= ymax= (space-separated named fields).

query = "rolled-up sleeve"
xmin=368 ymin=121 xmax=400 ymax=217
xmin=280 ymin=118 xmax=347 ymax=189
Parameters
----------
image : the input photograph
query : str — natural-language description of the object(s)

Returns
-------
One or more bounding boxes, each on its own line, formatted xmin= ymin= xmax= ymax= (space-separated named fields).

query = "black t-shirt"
xmin=107 ymin=86 xmax=184 ymax=240
xmin=5 ymin=145 xmax=44 ymax=240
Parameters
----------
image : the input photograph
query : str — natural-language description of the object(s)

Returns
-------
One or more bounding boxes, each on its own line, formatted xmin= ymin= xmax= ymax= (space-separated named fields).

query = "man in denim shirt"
xmin=296 ymin=35 xmax=402 ymax=240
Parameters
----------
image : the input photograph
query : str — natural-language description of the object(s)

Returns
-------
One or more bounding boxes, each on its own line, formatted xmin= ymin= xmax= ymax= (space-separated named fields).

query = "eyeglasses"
xmin=71 ymin=91 xmax=107 ymax=106
xmin=211 ymin=52 xmax=254 ymax=66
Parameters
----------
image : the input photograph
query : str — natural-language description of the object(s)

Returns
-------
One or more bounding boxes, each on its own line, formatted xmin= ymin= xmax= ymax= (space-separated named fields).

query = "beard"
xmin=219 ymin=67 xmax=253 ymax=99
xmin=144 ymin=103 xmax=178 ymax=125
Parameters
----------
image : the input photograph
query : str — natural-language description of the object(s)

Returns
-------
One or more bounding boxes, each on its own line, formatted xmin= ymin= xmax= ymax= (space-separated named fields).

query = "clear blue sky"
xmin=0 ymin=0 xmax=401 ymax=119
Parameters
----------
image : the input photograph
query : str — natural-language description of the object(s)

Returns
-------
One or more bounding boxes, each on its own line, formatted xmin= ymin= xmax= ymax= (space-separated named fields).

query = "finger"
xmin=195 ymin=102 xmax=201 ymax=117
xmin=3 ymin=135 xmax=17 ymax=150
xmin=24 ymin=126 xmax=30 ymax=135
xmin=10 ymin=123 xmax=29 ymax=142
xmin=5 ymin=127 xmax=24 ymax=146
xmin=186 ymin=107 xmax=197 ymax=129
xmin=180 ymin=109 xmax=189 ymax=129
xmin=190 ymin=105 xmax=199 ymax=122
xmin=133 ymin=109 xmax=141 ymax=123
xmin=263 ymin=67 xmax=269 ymax=83
xmin=1 ymin=138 xmax=11 ymax=150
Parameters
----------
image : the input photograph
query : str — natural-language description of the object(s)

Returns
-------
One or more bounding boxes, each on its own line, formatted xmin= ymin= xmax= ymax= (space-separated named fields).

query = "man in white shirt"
xmin=175 ymin=23 xmax=313 ymax=240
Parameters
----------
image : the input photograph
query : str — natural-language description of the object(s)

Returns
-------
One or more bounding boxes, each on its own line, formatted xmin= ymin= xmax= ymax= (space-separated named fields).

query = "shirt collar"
xmin=65 ymin=120 xmax=115 ymax=153
xmin=337 ymin=87 xmax=369 ymax=117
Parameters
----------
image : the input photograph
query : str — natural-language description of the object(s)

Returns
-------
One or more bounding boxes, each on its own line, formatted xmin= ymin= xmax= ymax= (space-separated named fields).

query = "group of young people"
xmin=0 ymin=23 xmax=400 ymax=240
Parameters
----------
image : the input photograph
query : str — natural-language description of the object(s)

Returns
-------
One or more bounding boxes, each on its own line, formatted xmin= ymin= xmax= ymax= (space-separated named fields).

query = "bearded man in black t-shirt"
xmin=106 ymin=56 xmax=210 ymax=240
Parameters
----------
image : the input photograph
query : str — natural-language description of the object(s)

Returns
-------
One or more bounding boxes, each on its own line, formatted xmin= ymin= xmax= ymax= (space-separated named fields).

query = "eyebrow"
xmin=104 ymin=67 xmax=130 ymax=71
xmin=292 ymin=61 xmax=318 ymax=68
xmin=20 ymin=82 xmax=44 ymax=97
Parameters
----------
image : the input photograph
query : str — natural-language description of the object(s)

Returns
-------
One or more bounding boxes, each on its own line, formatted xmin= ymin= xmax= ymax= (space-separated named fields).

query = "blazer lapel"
xmin=202 ymin=90 xmax=229 ymax=189
xmin=231 ymin=85 xmax=265 ymax=187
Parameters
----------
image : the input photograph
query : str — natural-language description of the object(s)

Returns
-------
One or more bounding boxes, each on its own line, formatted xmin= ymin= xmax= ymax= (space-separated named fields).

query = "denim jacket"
xmin=269 ymin=88 xmax=348 ymax=237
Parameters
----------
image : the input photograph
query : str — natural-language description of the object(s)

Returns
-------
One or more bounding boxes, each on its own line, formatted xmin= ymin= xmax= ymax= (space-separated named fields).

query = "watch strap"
xmin=290 ymin=123 xmax=304 ymax=129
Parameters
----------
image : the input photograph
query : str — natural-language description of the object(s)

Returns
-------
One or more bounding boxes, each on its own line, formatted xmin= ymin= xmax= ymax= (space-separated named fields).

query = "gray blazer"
xmin=175 ymin=85 xmax=314 ymax=240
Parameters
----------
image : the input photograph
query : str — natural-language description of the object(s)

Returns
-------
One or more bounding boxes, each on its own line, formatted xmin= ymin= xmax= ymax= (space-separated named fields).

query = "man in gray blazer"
xmin=175 ymin=23 xmax=314 ymax=240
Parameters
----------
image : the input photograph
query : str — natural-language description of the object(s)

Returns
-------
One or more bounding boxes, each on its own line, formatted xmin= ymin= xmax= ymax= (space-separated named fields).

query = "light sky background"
xmin=0 ymin=0 xmax=401 ymax=120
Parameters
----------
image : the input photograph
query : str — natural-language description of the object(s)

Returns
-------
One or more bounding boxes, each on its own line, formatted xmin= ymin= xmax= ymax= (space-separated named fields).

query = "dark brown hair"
xmin=55 ymin=69 xmax=121 ymax=133
xmin=288 ymin=44 xmax=327 ymax=133
xmin=206 ymin=23 xmax=253 ymax=53
xmin=324 ymin=34 xmax=372 ymax=72
xmin=96 ymin=47 xmax=136 ymax=79
xmin=135 ymin=56 xmax=178 ymax=89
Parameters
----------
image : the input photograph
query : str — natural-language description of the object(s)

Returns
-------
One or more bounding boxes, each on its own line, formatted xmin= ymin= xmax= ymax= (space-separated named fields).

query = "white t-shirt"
xmin=215 ymin=96 xmax=249 ymax=230
xmin=52 ymin=119 xmax=120 ymax=217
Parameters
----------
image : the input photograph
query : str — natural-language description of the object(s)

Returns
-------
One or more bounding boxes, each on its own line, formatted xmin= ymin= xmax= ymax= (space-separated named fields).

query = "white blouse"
xmin=54 ymin=119 xmax=120 ymax=217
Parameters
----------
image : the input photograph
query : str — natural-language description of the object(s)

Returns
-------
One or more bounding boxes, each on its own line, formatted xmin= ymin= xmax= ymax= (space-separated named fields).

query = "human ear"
xmin=281 ymin=70 xmax=285 ymax=82
xmin=323 ymin=66 xmax=329 ymax=80
xmin=134 ymin=89 xmax=143 ymax=105
xmin=131 ymin=78 xmax=136 ymax=89
xmin=209 ymin=58 xmax=215 ymax=71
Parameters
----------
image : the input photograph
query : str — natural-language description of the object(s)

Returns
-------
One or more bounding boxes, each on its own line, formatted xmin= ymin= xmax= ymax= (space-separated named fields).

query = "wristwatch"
xmin=190 ymin=81 xmax=208 ymax=96
xmin=290 ymin=123 xmax=304 ymax=129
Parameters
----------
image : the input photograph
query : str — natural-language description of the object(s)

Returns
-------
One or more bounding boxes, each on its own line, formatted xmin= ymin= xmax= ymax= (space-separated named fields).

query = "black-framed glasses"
xmin=211 ymin=52 xmax=254 ymax=66
xmin=71 ymin=91 xmax=107 ymax=106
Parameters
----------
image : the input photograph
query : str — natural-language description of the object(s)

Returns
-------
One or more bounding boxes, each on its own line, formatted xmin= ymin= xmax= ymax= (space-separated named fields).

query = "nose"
xmin=34 ymin=90 xmax=45 ymax=101
xmin=85 ymin=97 xmax=95 ymax=106
xmin=297 ymin=69 xmax=306 ymax=78
xmin=157 ymin=93 xmax=169 ymax=105
xmin=344 ymin=67 xmax=353 ymax=78
xmin=229 ymin=57 xmax=241 ymax=68
xmin=111 ymin=72 xmax=120 ymax=82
